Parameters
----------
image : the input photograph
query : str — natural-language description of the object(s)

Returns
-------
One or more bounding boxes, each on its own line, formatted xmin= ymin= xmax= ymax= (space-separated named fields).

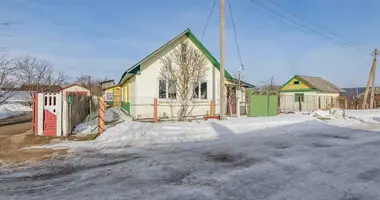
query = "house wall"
xmin=128 ymin=36 xmax=223 ymax=119
xmin=280 ymin=91 xmax=339 ymax=112
xmin=121 ymin=80 xmax=131 ymax=113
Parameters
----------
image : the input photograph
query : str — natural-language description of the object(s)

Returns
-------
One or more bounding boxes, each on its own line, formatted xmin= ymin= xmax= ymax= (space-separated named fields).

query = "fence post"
xmin=98 ymin=97 xmax=105 ymax=135
xmin=90 ymin=99 xmax=92 ymax=134
xmin=56 ymin=92 xmax=62 ymax=137
xmin=210 ymin=100 xmax=214 ymax=116
xmin=154 ymin=98 xmax=158 ymax=123
xmin=37 ymin=93 xmax=44 ymax=136
xmin=33 ymin=93 xmax=38 ymax=134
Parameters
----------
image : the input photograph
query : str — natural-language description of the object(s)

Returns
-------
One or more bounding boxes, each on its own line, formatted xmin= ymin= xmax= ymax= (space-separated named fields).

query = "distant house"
xmin=340 ymin=87 xmax=366 ymax=98
xmin=18 ymin=84 xmax=63 ymax=92
xmin=280 ymin=75 xmax=345 ymax=112
xmin=100 ymin=80 xmax=115 ymax=90
xmin=339 ymin=87 xmax=380 ymax=109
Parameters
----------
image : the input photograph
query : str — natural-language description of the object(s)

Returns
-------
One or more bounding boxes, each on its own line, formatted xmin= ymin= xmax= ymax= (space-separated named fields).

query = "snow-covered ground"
xmin=72 ymin=107 xmax=123 ymax=135
xmin=0 ymin=103 xmax=32 ymax=119
xmin=1 ymin=110 xmax=380 ymax=199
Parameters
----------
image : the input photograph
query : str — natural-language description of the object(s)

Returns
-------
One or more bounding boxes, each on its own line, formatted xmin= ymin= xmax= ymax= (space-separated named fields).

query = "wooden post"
xmin=210 ymin=100 xmax=214 ymax=116
xmin=298 ymin=96 xmax=302 ymax=111
xmin=345 ymin=98 xmax=347 ymax=109
xmin=98 ymin=97 xmax=105 ymax=135
xmin=370 ymin=60 xmax=377 ymax=109
xmin=33 ymin=93 xmax=38 ymax=134
xmin=219 ymin=0 xmax=226 ymax=120
xmin=154 ymin=98 xmax=158 ymax=123
xmin=363 ymin=48 xmax=378 ymax=109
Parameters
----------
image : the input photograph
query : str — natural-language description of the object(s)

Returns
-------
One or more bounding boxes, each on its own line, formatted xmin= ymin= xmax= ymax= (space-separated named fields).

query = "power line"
xmin=247 ymin=0 xmax=360 ymax=50
xmin=201 ymin=0 xmax=217 ymax=42
xmin=227 ymin=0 xmax=244 ymax=71
xmin=264 ymin=0 xmax=359 ymax=48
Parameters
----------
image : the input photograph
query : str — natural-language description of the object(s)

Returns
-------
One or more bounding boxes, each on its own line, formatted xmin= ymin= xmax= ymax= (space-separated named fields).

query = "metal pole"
xmin=89 ymin=99 xmax=92 ymax=134
xmin=220 ymin=0 xmax=226 ymax=120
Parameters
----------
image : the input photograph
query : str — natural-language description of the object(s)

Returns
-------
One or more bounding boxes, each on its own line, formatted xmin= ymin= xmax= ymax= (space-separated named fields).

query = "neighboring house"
xmin=116 ymin=28 xmax=253 ymax=120
xmin=103 ymin=85 xmax=122 ymax=107
xmin=100 ymin=80 xmax=115 ymax=90
xmin=18 ymin=84 xmax=62 ymax=92
xmin=279 ymin=75 xmax=345 ymax=112
xmin=340 ymin=87 xmax=366 ymax=98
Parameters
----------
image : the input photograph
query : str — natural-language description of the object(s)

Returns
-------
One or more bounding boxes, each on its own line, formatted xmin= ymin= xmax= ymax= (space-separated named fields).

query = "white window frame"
xmin=158 ymin=79 xmax=176 ymax=100
xmin=193 ymin=81 xmax=208 ymax=101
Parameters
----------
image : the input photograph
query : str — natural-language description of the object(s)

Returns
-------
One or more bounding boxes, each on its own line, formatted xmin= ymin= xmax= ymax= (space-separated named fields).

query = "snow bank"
xmin=91 ymin=115 xmax=312 ymax=149
xmin=343 ymin=109 xmax=380 ymax=124
xmin=309 ymin=108 xmax=345 ymax=120
xmin=72 ymin=108 xmax=122 ymax=135
xmin=0 ymin=103 xmax=32 ymax=119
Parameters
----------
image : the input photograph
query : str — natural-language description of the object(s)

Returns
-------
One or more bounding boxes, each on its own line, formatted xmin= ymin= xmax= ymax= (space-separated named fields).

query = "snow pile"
xmin=329 ymin=108 xmax=345 ymax=118
xmin=72 ymin=108 xmax=123 ymax=135
xmin=309 ymin=110 xmax=332 ymax=119
xmin=0 ymin=103 xmax=32 ymax=119
xmin=309 ymin=108 xmax=345 ymax=120
xmin=343 ymin=109 xmax=380 ymax=124
xmin=92 ymin=115 xmax=312 ymax=149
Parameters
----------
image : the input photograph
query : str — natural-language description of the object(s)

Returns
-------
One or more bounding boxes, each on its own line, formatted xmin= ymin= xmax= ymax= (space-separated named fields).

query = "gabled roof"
xmin=99 ymin=79 xmax=115 ymax=84
xmin=281 ymin=75 xmax=345 ymax=93
xmin=228 ymin=78 xmax=255 ymax=88
xmin=119 ymin=28 xmax=233 ymax=85
xmin=61 ymin=84 xmax=89 ymax=91
xmin=18 ymin=84 xmax=62 ymax=92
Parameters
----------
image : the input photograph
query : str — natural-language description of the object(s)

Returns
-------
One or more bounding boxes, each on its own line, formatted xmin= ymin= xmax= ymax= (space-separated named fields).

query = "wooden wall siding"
xmin=281 ymin=77 xmax=312 ymax=91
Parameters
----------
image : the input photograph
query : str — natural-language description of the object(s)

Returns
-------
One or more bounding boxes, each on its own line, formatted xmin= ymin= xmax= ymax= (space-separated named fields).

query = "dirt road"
xmin=0 ymin=122 xmax=67 ymax=166
xmin=0 ymin=122 xmax=32 ymax=136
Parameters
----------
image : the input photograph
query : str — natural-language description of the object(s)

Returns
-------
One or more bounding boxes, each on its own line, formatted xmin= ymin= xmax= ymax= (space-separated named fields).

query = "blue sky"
xmin=1 ymin=0 xmax=380 ymax=87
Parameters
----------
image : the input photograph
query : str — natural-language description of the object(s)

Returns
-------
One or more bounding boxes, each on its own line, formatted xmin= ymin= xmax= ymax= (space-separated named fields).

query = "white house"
xmin=117 ymin=28 xmax=254 ymax=120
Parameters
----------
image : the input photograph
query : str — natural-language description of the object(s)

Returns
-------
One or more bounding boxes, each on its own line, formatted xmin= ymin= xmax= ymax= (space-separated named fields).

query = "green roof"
xmin=118 ymin=28 xmax=233 ymax=85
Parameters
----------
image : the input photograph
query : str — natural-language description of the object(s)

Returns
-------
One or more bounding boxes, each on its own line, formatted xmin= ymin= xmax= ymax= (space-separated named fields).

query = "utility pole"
xmin=220 ymin=0 xmax=226 ymax=120
xmin=362 ymin=48 xmax=379 ymax=109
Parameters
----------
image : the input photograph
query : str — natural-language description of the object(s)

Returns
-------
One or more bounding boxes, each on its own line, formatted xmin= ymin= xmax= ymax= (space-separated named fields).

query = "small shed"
xmin=61 ymin=84 xmax=90 ymax=98
xmin=33 ymin=84 xmax=91 ymax=137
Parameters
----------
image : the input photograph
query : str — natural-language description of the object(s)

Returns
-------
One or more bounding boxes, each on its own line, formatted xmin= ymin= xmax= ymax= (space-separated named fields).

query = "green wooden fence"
xmin=248 ymin=94 xmax=278 ymax=117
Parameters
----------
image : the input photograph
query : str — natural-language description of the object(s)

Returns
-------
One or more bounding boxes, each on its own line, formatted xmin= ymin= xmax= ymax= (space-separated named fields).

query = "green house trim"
xmin=280 ymin=75 xmax=319 ymax=92
xmin=280 ymin=89 xmax=317 ymax=92
xmin=121 ymin=101 xmax=130 ymax=113
xmin=118 ymin=28 xmax=233 ymax=85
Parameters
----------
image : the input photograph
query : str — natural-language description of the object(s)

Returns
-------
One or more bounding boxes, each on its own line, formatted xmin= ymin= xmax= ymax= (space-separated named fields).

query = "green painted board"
xmin=248 ymin=95 xmax=278 ymax=117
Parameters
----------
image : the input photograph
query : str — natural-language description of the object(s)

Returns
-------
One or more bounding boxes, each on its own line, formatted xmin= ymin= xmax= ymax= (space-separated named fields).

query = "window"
xmin=168 ymin=80 xmax=176 ymax=99
xmin=193 ymin=81 xmax=207 ymax=100
xmin=295 ymin=93 xmax=304 ymax=102
xmin=293 ymin=80 xmax=300 ymax=85
xmin=159 ymin=80 xmax=167 ymax=99
xmin=159 ymin=79 xmax=176 ymax=99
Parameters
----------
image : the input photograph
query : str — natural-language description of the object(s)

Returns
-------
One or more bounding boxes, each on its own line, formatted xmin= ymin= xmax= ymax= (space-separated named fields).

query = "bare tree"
xmin=14 ymin=55 xmax=68 ymax=105
xmin=159 ymin=41 xmax=208 ymax=120
xmin=0 ymin=51 xmax=17 ymax=105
